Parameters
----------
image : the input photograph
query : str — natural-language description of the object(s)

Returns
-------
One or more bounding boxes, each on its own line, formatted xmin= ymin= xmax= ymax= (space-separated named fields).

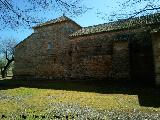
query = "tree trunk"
xmin=0 ymin=68 xmax=2 ymax=78
xmin=1 ymin=58 xmax=14 ymax=78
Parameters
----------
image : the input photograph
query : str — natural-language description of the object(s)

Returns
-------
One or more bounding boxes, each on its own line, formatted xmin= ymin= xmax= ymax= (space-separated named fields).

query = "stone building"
xmin=13 ymin=13 xmax=160 ymax=85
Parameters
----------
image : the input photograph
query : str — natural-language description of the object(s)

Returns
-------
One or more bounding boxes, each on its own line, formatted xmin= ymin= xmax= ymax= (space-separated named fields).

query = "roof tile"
xmin=70 ymin=13 xmax=160 ymax=37
xmin=33 ymin=16 xmax=79 ymax=28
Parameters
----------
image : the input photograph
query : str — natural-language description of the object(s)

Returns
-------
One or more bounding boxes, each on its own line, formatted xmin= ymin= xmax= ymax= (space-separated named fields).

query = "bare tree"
xmin=0 ymin=57 xmax=5 ymax=77
xmin=0 ymin=38 xmax=16 ymax=78
xmin=0 ymin=0 xmax=89 ymax=29
xmin=98 ymin=0 xmax=160 ymax=21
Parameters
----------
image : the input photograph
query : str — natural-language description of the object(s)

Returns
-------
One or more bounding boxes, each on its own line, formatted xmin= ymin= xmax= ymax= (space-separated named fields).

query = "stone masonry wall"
xmin=14 ymin=21 xmax=81 ymax=79
xmin=70 ymin=32 xmax=130 ymax=80
xmin=129 ymin=30 xmax=155 ymax=84
xmin=112 ymin=41 xmax=129 ymax=80
xmin=152 ymin=31 xmax=160 ymax=85
xmin=14 ymin=21 xmax=157 ymax=84
xmin=70 ymin=29 xmax=155 ymax=83
xmin=70 ymin=34 xmax=113 ymax=79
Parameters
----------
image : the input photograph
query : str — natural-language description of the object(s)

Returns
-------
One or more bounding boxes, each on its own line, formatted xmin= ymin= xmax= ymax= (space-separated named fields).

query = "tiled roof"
xmin=70 ymin=13 xmax=160 ymax=37
xmin=33 ymin=15 xmax=80 ymax=28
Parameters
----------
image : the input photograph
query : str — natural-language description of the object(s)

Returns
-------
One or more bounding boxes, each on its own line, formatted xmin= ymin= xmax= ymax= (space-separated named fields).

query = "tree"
xmin=0 ymin=58 xmax=5 ymax=77
xmin=0 ymin=0 xmax=89 ymax=29
xmin=98 ymin=0 xmax=160 ymax=21
xmin=0 ymin=38 xmax=16 ymax=78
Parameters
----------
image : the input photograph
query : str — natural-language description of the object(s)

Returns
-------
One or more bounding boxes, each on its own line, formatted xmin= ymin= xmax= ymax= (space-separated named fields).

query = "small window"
xmin=47 ymin=42 xmax=53 ymax=50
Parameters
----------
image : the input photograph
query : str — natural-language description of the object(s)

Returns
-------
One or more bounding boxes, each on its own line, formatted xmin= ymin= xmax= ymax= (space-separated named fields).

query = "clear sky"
xmin=0 ymin=0 xmax=157 ymax=43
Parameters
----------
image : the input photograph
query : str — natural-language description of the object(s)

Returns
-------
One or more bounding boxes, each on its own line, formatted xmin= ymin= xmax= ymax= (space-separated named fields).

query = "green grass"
xmin=0 ymin=87 xmax=140 ymax=111
xmin=0 ymin=79 xmax=160 ymax=119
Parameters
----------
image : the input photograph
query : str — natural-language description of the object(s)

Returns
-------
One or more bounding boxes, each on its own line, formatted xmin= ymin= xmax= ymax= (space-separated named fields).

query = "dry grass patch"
xmin=0 ymin=87 xmax=159 ymax=113
xmin=0 ymin=79 xmax=160 ymax=119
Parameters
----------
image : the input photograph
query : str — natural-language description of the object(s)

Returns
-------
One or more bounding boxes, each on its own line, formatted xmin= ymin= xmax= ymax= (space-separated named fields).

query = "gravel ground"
xmin=0 ymin=79 xmax=160 ymax=120
xmin=0 ymin=102 xmax=160 ymax=120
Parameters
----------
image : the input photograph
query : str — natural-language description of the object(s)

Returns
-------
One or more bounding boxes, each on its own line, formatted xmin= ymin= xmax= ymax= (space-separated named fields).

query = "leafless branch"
xmin=129 ymin=7 xmax=160 ymax=18
xmin=0 ymin=0 xmax=89 ymax=29
xmin=98 ymin=0 xmax=160 ymax=21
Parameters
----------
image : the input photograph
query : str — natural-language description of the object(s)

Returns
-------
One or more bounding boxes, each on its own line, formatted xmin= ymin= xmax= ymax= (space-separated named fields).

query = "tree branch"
xmin=5 ymin=50 xmax=9 ymax=61
xmin=128 ymin=7 xmax=160 ymax=19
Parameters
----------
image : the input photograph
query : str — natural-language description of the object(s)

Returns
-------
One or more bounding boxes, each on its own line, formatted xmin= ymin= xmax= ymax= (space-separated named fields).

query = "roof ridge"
xmin=33 ymin=15 xmax=76 ymax=28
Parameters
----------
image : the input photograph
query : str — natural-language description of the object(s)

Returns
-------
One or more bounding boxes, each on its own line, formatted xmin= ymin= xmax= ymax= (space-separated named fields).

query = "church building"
xmin=13 ymin=13 xmax=160 ymax=85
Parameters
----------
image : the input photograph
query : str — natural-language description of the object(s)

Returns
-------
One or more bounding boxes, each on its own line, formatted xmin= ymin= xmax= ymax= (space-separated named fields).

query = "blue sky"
xmin=1 ymin=0 xmax=158 ymax=43
xmin=0 ymin=0 xmax=121 ymax=43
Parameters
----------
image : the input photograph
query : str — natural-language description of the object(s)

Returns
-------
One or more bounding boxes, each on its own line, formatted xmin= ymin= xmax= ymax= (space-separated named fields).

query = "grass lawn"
xmin=0 ymin=78 xmax=160 ymax=119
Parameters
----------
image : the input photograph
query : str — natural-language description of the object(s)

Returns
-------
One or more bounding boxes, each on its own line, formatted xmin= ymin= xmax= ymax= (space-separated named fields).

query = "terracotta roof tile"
xmin=70 ymin=13 xmax=160 ymax=37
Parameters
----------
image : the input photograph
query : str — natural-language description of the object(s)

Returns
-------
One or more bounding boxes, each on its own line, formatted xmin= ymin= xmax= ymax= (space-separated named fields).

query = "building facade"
xmin=13 ymin=14 xmax=160 ymax=85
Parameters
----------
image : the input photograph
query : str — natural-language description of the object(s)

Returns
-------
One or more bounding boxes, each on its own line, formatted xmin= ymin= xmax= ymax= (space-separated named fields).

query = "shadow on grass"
xmin=0 ymin=78 xmax=160 ymax=108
